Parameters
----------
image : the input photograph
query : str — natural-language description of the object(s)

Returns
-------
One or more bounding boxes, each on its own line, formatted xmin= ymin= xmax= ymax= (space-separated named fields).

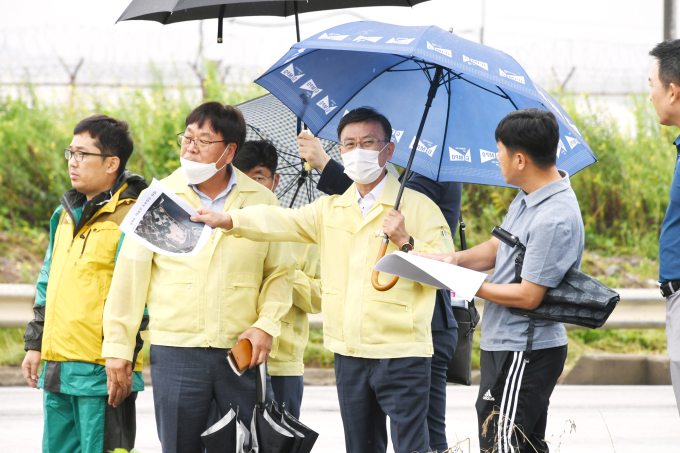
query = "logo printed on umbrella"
xmin=426 ymin=41 xmax=452 ymax=58
xmin=499 ymin=69 xmax=525 ymax=84
xmin=463 ymin=55 xmax=488 ymax=71
xmin=557 ymin=139 xmax=567 ymax=158
xmin=318 ymin=33 xmax=348 ymax=41
xmin=536 ymin=88 xmax=583 ymax=136
xmin=386 ymin=37 xmax=415 ymax=45
xmin=283 ymin=48 xmax=306 ymax=64
xmin=566 ymin=136 xmax=580 ymax=149
xmin=299 ymin=79 xmax=323 ymax=98
xmin=409 ymin=136 xmax=437 ymax=157
xmin=480 ymin=149 xmax=499 ymax=164
xmin=343 ymin=109 xmax=350 ymax=116
xmin=392 ymin=129 xmax=404 ymax=143
xmin=449 ymin=147 xmax=472 ymax=162
xmin=281 ymin=64 xmax=305 ymax=83
xmin=353 ymin=36 xmax=383 ymax=43
xmin=316 ymin=96 xmax=337 ymax=115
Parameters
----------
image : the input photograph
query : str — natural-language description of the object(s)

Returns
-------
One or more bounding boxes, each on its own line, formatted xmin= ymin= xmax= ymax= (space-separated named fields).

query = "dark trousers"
xmin=334 ymin=354 xmax=431 ymax=453
xmin=429 ymin=328 xmax=458 ymax=452
xmin=150 ymin=345 xmax=273 ymax=453
xmin=476 ymin=346 xmax=568 ymax=453
xmin=271 ymin=375 xmax=304 ymax=419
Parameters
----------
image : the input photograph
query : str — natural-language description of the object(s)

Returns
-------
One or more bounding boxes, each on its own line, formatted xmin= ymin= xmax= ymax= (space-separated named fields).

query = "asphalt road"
xmin=1 ymin=385 xmax=679 ymax=453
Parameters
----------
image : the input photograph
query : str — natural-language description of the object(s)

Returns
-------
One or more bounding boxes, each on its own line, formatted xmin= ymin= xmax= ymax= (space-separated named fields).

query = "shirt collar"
xmin=674 ymin=134 xmax=680 ymax=151
xmin=522 ymin=170 xmax=571 ymax=208
xmin=188 ymin=164 xmax=238 ymax=200
xmin=355 ymin=172 xmax=388 ymax=204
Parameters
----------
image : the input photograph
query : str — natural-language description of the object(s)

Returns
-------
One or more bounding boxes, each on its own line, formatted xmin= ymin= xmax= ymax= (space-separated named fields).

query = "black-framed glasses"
xmin=339 ymin=138 xmax=388 ymax=152
xmin=64 ymin=148 xmax=114 ymax=162
xmin=177 ymin=133 xmax=227 ymax=151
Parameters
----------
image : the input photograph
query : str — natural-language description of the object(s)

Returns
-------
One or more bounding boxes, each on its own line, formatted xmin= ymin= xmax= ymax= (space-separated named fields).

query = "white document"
xmin=374 ymin=251 xmax=488 ymax=301
xmin=119 ymin=179 xmax=211 ymax=257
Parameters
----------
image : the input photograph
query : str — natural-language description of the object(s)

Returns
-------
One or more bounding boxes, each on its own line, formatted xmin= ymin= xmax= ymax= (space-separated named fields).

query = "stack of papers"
xmin=374 ymin=251 xmax=488 ymax=301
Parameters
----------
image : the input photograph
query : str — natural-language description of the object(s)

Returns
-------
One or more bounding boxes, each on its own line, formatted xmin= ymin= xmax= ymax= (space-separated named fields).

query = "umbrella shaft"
xmin=393 ymin=66 xmax=444 ymax=210
xmin=294 ymin=2 xmax=300 ymax=42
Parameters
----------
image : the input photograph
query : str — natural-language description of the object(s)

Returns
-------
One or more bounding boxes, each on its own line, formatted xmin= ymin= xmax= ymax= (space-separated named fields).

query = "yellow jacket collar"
xmin=163 ymin=166 xmax=260 ymax=198
xmin=333 ymin=171 xmax=399 ymax=209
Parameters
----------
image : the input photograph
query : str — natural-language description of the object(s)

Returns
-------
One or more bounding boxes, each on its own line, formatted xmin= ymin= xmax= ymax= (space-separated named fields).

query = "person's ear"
xmin=224 ymin=143 xmax=238 ymax=164
xmin=384 ymin=142 xmax=395 ymax=165
xmin=516 ymin=151 xmax=526 ymax=171
xmin=669 ymin=82 xmax=680 ymax=106
xmin=107 ymin=156 xmax=121 ymax=175
xmin=272 ymin=173 xmax=280 ymax=192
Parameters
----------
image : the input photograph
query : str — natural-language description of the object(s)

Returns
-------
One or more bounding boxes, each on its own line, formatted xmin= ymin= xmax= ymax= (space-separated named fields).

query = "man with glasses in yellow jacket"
xmin=232 ymin=139 xmax=322 ymax=419
xmin=192 ymin=107 xmax=450 ymax=453
xmin=102 ymin=102 xmax=295 ymax=453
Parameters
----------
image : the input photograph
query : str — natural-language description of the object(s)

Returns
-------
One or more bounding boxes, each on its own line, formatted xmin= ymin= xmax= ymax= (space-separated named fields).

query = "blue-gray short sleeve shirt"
xmin=480 ymin=171 xmax=585 ymax=352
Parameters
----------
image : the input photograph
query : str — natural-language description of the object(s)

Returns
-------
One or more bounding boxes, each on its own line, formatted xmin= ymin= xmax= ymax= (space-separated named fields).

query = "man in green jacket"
xmin=21 ymin=115 xmax=148 ymax=453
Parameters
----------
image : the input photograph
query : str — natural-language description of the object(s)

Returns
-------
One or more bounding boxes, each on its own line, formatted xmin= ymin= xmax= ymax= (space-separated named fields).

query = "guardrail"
xmin=0 ymin=284 xmax=666 ymax=330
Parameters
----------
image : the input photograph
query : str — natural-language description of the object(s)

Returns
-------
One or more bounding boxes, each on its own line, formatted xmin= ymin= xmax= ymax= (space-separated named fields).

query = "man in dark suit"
xmin=299 ymin=131 xmax=462 ymax=452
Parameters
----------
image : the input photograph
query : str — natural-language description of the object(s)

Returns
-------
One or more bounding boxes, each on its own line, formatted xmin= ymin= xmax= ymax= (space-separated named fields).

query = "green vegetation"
xmin=0 ymin=328 xmax=26 ymax=367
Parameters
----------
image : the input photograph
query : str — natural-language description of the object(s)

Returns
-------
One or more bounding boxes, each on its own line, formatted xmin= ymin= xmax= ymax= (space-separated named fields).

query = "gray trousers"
xmin=667 ymin=291 xmax=680 ymax=416
xmin=150 ymin=345 xmax=273 ymax=453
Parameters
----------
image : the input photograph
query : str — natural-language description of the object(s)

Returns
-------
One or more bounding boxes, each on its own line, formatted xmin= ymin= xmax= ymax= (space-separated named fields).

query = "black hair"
xmin=185 ymin=102 xmax=246 ymax=155
xmin=337 ymin=107 xmax=392 ymax=142
xmin=650 ymin=39 xmax=680 ymax=89
xmin=232 ymin=140 xmax=278 ymax=176
xmin=73 ymin=115 xmax=134 ymax=177
xmin=494 ymin=109 xmax=559 ymax=169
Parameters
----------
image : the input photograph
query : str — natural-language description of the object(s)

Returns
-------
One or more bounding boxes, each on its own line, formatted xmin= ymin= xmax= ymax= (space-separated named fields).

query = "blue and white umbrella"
xmin=255 ymin=21 xmax=596 ymax=189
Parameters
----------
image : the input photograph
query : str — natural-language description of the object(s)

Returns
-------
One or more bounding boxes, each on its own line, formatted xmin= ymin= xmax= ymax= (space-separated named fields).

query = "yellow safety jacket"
xmin=39 ymin=172 xmax=148 ymax=373
xmin=269 ymin=243 xmax=321 ymax=376
xmin=226 ymin=173 xmax=450 ymax=359
xmin=102 ymin=168 xmax=295 ymax=362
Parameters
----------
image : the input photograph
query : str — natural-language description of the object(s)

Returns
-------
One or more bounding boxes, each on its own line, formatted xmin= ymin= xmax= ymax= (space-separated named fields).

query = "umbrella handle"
xmin=371 ymin=239 xmax=399 ymax=291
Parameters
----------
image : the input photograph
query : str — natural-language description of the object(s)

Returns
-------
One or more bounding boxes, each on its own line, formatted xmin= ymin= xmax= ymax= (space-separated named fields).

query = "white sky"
xmin=0 ymin=0 xmax=674 ymax=94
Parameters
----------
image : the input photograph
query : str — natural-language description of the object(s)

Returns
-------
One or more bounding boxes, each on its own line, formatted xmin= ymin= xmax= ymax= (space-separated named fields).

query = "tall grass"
xmin=0 ymin=69 xmax=677 ymax=259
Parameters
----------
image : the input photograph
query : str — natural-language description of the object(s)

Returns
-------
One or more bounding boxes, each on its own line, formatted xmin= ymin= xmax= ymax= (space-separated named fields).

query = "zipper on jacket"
xmin=79 ymin=229 xmax=92 ymax=258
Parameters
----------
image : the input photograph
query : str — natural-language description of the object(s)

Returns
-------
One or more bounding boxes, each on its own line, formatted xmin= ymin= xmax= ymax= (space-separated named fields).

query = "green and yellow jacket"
xmin=23 ymin=170 xmax=148 ymax=396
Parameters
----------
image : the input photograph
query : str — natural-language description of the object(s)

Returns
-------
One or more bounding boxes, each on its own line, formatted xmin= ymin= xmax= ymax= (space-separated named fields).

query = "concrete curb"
xmin=561 ymin=353 xmax=672 ymax=385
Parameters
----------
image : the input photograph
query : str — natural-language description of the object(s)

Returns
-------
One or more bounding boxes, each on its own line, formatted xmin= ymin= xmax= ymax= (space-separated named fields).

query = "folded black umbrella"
xmin=248 ymin=364 xmax=295 ymax=453
xmin=201 ymin=407 xmax=250 ymax=453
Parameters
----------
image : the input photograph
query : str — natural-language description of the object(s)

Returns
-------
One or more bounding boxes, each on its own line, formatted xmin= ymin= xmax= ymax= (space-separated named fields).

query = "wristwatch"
xmin=400 ymin=236 xmax=414 ymax=253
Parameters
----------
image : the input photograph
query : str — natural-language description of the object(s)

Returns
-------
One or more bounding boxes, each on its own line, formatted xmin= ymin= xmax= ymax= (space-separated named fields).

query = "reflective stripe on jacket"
xmin=102 ymin=168 xmax=296 ymax=361
xmin=227 ymin=173 xmax=450 ymax=359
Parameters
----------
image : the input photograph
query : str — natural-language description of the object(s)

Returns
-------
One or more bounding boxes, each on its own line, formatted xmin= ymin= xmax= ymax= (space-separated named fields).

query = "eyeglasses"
xmin=251 ymin=175 xmax=273 ymax=183
xmin=64 ymin=149 xmax=114 ymax=162
xmin=177 ymin=133 xmax=227 ymax=151
xmin=340 ymin=138 xmax=388 ymax=152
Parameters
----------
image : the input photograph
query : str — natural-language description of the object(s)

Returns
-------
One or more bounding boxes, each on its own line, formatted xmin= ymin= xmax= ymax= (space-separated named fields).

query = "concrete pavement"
xmin=2 ymin=385 xmax=678 ymax=453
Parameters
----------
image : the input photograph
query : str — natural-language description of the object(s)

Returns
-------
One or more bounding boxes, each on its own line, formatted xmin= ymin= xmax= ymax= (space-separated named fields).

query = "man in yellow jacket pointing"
xmin=192 ymin=107 xmax=450 ymax=453
xmin=102 ymin=103 xmax=295 ymax=453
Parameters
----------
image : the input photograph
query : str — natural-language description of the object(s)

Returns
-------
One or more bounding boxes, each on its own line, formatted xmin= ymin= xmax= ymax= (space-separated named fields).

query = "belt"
xmin=660 ymin=280 xmax=680 ymax=298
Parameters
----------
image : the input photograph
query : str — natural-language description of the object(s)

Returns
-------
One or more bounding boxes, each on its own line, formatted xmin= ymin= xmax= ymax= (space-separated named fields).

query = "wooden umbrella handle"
xmin=371 ymin=238 xmax=399 ymax=291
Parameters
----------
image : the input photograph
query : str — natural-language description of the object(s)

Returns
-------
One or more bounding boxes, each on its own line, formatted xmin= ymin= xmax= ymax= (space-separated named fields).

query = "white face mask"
xmin=180 ymin=147 xmax=229 ymax=184
xmin=341 ymin=144 xmax=387 ymax=185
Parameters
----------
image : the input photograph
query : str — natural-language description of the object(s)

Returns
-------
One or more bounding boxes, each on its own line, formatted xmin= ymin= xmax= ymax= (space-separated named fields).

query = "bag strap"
xmin=524 ymin=317 xmax=535 ymax=364
xmin=459 ymin=213 xmax=476 ymax=313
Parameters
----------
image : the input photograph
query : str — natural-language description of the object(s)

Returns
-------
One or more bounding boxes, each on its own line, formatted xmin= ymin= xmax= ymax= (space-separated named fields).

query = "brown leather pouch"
xmin=227 ymin=339 xmax=252 ymax=375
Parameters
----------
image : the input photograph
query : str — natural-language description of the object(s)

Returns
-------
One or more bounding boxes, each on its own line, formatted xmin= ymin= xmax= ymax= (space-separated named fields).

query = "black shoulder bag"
xmin=446 ymin=214 xmax=481 ymax=385
xmin=492 ymin=226 xmax=620 ymax=362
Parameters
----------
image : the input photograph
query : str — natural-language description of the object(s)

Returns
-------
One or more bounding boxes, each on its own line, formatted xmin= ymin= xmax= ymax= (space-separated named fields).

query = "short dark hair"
xmin=650 ymin=40 xmax=680 ymax=89
xmin=232 ymin=140 xmax=278 ymax=176
xmin=494 ymin=109 xmax=559 ymax=169
xmin=185 ymin=102 xmax=246 ymax=155
xmin=337 ymin=107 xmax=392 ymax=142
xmin=73 ymin=115 xmax=134 ymax=177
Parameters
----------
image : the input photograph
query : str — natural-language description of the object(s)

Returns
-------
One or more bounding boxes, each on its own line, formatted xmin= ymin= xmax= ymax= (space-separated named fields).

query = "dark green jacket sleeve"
xmin=24 ymin=206 xmax=62 ymax=351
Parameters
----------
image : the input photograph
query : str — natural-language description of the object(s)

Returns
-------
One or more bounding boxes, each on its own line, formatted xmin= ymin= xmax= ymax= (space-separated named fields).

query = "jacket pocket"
xmin=221 ymin=273 xmax=261 ymax=335
xmin=151 ymin=271 xmax=199 ymax=333
xmin=361 ymin=291 xmax=414 ymax=345
xmin=321 ymin=281 xmax=345 ymax=341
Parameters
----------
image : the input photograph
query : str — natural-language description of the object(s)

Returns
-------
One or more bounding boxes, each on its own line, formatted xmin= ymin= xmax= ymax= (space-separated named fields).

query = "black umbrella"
xmin=117 ymin=0 xmax=431 ymax=43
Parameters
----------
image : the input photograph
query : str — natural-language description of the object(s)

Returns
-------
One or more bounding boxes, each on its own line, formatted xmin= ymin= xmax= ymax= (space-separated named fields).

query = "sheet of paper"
xmin=119 ymin=179 xmax=211 ymax=257
xmin=374 ymin=251 xmax=489 ymax=301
